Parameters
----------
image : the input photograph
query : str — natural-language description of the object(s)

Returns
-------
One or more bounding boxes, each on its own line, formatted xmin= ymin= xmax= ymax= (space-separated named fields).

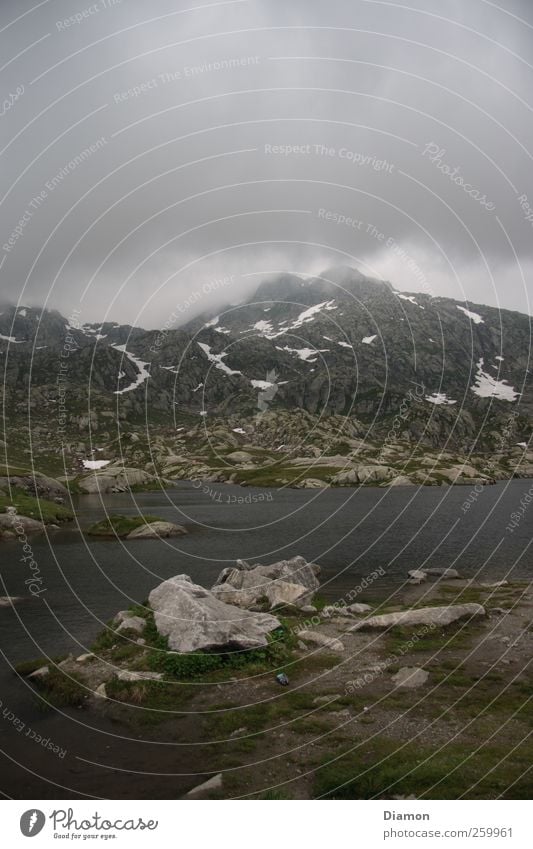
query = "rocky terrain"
xmin=0 ymin=267 xmax=531 ymax=485
xmin=20 ymin=556 xmax=533 ymax=799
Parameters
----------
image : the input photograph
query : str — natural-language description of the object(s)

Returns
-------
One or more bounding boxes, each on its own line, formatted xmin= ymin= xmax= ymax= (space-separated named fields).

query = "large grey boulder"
xmin=349 ymin=603 xmax=485 ymax=632
xmin=126 ymin=521 xmax=187 ymax=539
xmin=148 ymin=574 xmax=281 ymax=652
xmin=211 ymin=555 xmax=320 ymax=610
xmin=0 ymin=472 xmax=67 ymax=500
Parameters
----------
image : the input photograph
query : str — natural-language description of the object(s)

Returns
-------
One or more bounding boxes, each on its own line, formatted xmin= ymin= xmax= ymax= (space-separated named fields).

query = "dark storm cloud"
xmin=1 ymin=0 xmax=532 ymax=327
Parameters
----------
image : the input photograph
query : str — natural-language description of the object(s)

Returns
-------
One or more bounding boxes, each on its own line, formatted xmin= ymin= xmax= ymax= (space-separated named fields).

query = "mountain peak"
xmin=308 ymin=265 xmax=393 ymax=299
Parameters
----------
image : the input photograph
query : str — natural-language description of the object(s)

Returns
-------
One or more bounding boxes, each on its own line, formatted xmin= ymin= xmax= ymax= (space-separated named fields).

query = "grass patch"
xmin=32 ymin=667 xmax=87 ymax=709
xmin=86 ymin=514 xmax=163 ymax=537
xmin=90 ymin=606 xmax=298 ymax=685
xmin=231 ymin=464 xmax=342 ymax=487
xmin=105 ymin=678 xmax=196 ymax=724
xmin=384 ymin=621 xmax=484 ymax=656
xmin=292 ymin=717 xmax=335 ymax=735
xmin=14 ymin=655 xmax=66 ymax=676
xmin=314 ymin=736 xmax=533 ymax=799
xmin=0 ymin=491 xmax=73 ymax=523
xmin=205 ymin=690 xmax=319 ymax=737
xmin=143 ymin=609 xmax=297 ymax=680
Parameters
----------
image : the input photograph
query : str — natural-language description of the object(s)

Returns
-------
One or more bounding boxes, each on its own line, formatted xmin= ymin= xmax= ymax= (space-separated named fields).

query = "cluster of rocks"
xmin=104 ymin=556 xmax=322 ymax=655
xmin=211 ymin=555 xmax=321 ymax=610
xmin=77 ymin=465 xmax=159 ymax=494
xmin=407 ymin=566 xmax=461 ymax=585
xmin=148 ymin=574 xmax=282 ymax=652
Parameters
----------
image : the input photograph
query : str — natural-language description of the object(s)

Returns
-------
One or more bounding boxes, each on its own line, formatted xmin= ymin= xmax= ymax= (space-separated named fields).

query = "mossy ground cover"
xmin=0 ymin=490 xmax=73 ymax=523
xmin=86 ymin=514 xmax=163 ymax=537
xmin=28 ymin=666 xmax=87 ymax=711
xmin=313 ymin=735 xmax=533 ymax=799
xmin=230 ymin=464 xmax=343 ymax=487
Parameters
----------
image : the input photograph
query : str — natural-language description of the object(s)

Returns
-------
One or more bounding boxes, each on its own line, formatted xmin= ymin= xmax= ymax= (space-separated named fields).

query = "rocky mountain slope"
xmin=0 ymin=267 xmax=531 ymax=481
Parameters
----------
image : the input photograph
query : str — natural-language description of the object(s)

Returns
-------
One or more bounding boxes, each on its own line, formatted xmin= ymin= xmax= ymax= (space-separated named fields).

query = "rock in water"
xmin=423 ymin=567 xmax=461 ymax=579
xmin=126 ymin=521 xmax=187 ymax=539
xmin=148 ymin=574 xmax=281 ymax=652
xmin=408 ymin=569 xmax=427 ymax=585
xmin=211 ymin=555 xmax=320 ymax=610
xmin=349 ymin=603 xmax=485 ymax=632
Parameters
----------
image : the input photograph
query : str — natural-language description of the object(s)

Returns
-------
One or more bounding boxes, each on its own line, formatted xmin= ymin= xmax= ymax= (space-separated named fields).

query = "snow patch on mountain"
xmin=393 ymin=292 xmax=424 ymax=309
xmin=82 ymin=459 xmax=111 ymax=470
xmin=253 ymin=320 xmax=274 ymax=334
xmin=457 ymin=305 xmax=484 ymax=324
xmin=276 ymin=345 xmax=329 ymax=362
xmin=112 ymin=344 xmax=151 ymax=394
xmin=471 ymin=358 xmax=519 ymax=401
xmin=197 ymin=342 xmax=242 ymax=376
xmin=290 ymin=300 xmax=337 ymax=328
xmin=425 ymin=392 xmax=457 ymax=406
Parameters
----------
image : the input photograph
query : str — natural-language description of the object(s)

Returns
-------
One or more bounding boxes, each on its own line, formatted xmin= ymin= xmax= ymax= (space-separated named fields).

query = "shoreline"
xmin=15 ymin=570 xmax=533 ymax=800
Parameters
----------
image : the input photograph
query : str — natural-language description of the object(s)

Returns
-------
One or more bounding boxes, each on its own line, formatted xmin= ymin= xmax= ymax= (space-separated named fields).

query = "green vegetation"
xmin=14 ymin=655 xmax=67 ymax=676
xmin=31 ymin=666 xmax=87 ymax=710
xmin=86 ymin=514 xmax=163 ymax=537
xmin=0 ymin=490 xmax=73 ymax=524
xmin=205 ymin=689 xmax=319 ymax=737
xmin=105 ymin=678 xmax=197 ymax=724
xmin=144 ymin=612 xmax=297 ymax=680
xmin=89 ymin=605 xmax=299 ymax=705
xmin=230 ymin=463 xmax=343 ymax=487
xmin=384 ymin=621 xmax=485 ymax=655
xmin=313 ymin=735 xmax=533 ymax=799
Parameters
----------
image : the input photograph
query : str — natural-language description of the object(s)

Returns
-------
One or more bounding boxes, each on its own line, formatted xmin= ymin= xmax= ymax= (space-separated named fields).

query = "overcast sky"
xmin=1 ymin=0 xmax=533 ymax=328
